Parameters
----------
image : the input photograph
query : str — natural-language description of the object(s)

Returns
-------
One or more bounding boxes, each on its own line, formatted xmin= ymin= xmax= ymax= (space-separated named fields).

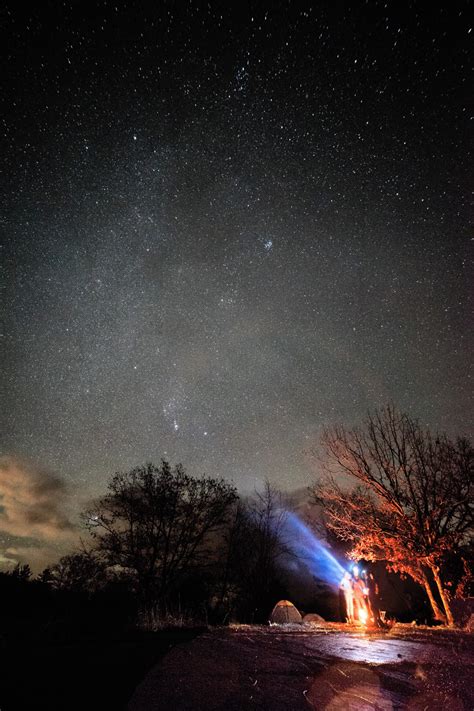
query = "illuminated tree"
xmin=313 ymin=405 xmax=473 ymax=626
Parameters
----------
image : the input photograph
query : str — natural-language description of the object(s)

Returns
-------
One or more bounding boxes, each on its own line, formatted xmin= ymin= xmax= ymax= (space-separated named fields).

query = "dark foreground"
xmin=0 ymin=628 xmax=204 ymax=711
xmin=129 ymin=624 xmax=474 ymax=710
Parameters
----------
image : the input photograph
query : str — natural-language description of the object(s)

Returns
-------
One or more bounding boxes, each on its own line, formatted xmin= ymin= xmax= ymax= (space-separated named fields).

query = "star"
xmin=1 ymin=0 xmax=469 ymax=528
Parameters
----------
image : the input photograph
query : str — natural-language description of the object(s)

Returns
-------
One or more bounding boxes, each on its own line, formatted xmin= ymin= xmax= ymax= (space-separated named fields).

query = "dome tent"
xmin=270 ymin=600 xmax=302 ymax=624
xmin=303 ymin=613 xmax=326 ymax=626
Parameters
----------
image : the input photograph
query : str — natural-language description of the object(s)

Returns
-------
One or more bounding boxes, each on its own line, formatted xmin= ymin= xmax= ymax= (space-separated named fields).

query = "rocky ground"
xmin=129 ymin=623 xmax=474 ymax=710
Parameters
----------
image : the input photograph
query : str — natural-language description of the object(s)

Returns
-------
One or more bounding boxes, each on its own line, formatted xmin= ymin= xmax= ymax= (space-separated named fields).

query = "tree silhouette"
xmin=48 ymin=551 xmax=107 ymax=594
xmin=224 ymin=480 xmax=289 ymax=622
xmin=83 ymin=461 xmax=238 ymax=617
xmin=9 ymin=563 xmax=32 ymax=581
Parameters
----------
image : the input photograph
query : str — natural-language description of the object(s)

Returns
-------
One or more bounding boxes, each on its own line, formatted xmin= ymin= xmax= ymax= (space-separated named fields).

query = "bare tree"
xmin=313 ymin=405 xmax=473 ymax=626
xmin=225 ymin=480 xmax=289 ymax=622
xmin=48 ymin=551 xmax=107 ymax=594
xmin=83 ymin=461 xmax=238 ymax=616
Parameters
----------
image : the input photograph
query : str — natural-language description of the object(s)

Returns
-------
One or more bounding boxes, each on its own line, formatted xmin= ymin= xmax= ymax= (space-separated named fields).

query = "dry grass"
xmin=137 ymin=608 xmax=207 ymax=631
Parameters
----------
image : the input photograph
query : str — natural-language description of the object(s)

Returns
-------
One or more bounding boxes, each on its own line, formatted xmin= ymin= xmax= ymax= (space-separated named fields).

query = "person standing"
xmin=340 ymin=571 xmax=354 ymax=624
xmin=361 ymin=569 xmax=372 ymax=620
xmin=352 ymin=565 xmax=369 ymax=624
xmin=367 ymin=571 xmax=385 ymax=628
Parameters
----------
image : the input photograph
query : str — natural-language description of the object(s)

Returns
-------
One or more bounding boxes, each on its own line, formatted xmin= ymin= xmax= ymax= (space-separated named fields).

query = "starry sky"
xmin=1 ymin=0 xmax=472 ymax=533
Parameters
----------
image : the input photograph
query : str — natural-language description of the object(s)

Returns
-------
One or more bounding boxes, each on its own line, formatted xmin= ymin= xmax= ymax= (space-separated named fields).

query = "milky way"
xmin=2 ymin=2 xmax=472 ymax=501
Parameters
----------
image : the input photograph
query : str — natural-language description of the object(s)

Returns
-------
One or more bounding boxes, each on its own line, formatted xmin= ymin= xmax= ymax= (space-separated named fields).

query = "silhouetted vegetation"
xmin=42 ymin=466 xmax=297 ymax=626
xmin=0 ymin=563 xmax=204 ymax=710
xmin=79 ymin=461 xmax=238 ymax=622
xmin=219 ymin=481 xmax=290 ymax=622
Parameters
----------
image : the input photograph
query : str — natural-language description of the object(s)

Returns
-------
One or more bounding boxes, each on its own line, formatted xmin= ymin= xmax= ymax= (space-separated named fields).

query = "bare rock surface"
xmin=129 ymin=624 xmax=474 ymax=710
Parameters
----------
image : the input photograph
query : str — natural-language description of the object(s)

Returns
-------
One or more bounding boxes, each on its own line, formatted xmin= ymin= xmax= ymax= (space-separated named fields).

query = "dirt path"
xmin=129 ymin=625 xmax=473 ymax=710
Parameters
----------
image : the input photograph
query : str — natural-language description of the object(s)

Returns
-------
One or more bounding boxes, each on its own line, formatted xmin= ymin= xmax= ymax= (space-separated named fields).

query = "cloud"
xmin=0 ymin=551 xmax=16 ymax=570
xmin=3 ymin=545 xmax=61 ymax=572
xmin=0 ymin=456 xmax=76 ymax=543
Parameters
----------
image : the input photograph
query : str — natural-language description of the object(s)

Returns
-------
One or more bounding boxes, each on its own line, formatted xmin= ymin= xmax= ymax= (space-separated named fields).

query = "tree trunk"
xmin=431 ymin=565 xmax=455 ymax=627
xmin=420 ymin=569 xmax=447 ymax=623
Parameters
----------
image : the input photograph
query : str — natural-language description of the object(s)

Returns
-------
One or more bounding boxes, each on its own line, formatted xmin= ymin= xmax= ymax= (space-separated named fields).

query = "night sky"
xmin=1 ymin=1 xmax=472 ymax=558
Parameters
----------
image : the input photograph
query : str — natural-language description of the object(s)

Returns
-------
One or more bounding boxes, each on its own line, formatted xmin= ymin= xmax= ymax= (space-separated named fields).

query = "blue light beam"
xmin=280 ymin=512 xmax=346 ymax=588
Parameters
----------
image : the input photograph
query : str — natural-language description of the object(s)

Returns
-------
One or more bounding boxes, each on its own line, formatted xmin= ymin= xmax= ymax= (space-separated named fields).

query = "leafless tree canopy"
xmin=83 ymin=461 xmax=238 ymax=611
xmin=221 ymin=480 xmax=290 ymax=622
xmin=48 ymin=551 xmax=107 ymax=594
xmin=313 ymin=404 xmax=473 ymax=625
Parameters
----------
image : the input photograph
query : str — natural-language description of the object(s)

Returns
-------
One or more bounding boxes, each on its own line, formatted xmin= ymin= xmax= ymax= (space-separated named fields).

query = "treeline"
xmin=13 ymin=471 xmax=295 ymax=630
xmin=3 ymin=405 xmax=473 ymax=631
